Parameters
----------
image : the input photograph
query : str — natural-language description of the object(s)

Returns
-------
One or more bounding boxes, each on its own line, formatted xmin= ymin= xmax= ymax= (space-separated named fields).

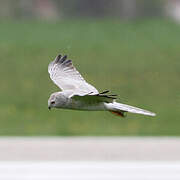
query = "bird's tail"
xmin=105 ymin=102 xmax=156 ymax=117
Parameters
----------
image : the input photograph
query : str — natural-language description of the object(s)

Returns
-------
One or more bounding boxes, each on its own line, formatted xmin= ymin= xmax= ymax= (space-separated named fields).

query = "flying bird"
xmin=48 ymin=54 xmax=156 ymax=117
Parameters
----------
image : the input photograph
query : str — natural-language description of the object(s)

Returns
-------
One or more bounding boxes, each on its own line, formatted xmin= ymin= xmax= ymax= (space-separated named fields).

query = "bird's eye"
xmin=51 ymin=101 xmax=55 ymax=104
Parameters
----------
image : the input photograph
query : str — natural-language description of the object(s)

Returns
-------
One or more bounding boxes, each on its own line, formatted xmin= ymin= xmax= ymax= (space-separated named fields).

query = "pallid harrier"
xmin=48 ymin=54 xmax=156 ymax=117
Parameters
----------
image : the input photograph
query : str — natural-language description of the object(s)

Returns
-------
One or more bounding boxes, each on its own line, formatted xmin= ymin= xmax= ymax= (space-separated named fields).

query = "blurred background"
xmin=0 ymin=0 xmax=179 ymax=136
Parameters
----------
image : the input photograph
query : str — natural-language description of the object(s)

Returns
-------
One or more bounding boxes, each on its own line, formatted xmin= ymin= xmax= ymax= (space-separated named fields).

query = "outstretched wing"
xmin=48 ymin=54 xmax=98 ymax=95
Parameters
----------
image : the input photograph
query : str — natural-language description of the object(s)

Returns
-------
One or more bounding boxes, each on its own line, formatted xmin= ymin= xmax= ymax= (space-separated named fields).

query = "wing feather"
xmin=48 ymin=54 xmax=98 ymax=95
xmin=72 ymin=93 xmax=116 ymax=104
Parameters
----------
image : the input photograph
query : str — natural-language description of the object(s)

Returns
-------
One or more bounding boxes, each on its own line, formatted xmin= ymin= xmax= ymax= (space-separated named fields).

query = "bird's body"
xmin=49 ymin=92 xmax=105 ymax=111
xmin=48 ymin=54 xmax=156 ymax=117
xmin=48 ymin=91 xmax=106 ymax=111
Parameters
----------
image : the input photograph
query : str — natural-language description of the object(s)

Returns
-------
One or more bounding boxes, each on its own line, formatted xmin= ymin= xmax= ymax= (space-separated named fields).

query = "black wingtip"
xmin=96 ymin=94 xmax=117 ymax=100
xmin=99 ymin=90 xmax=110 ymax=94
xmin=99 ymin=90 xmax=118 ymax=97
xmin=60 ymin=55 xmax=67 ymax=63
xmin=55 ymin=54 xmax=62 ymax=63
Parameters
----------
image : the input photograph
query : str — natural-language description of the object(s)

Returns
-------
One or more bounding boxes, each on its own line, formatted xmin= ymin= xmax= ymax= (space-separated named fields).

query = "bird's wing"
xmin=72 ymin=93 xmax=117 ymax=104
xmin=48 ymin=54 xmax=98 ymax=95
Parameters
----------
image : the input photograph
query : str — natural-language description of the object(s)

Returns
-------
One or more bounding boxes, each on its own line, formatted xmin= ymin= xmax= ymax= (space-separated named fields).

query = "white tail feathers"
xmin=105 ymin=102 xmax=156 ymax=117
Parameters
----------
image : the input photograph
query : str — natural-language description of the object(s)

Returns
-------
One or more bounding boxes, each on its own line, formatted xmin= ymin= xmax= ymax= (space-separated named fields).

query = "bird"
xmin=48 ymin=54 xmax=156 ymax=117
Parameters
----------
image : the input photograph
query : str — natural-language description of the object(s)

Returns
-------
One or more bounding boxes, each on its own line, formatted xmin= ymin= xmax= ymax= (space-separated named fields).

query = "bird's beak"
xmin=48 ymin=106 xmax=51 ymax=110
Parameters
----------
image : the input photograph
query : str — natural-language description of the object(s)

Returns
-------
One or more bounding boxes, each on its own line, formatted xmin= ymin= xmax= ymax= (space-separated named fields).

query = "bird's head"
xmin=48 ymin=92 xmax=67 ymax=110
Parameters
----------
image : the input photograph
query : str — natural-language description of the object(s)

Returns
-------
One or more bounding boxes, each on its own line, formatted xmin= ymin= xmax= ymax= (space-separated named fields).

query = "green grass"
xmin=0 ymin=19 xmax=179 ymax=136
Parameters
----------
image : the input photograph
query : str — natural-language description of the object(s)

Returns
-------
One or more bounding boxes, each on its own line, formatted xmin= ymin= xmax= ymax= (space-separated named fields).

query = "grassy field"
xmin=0 ymin=19 xmax=179 ymax=136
